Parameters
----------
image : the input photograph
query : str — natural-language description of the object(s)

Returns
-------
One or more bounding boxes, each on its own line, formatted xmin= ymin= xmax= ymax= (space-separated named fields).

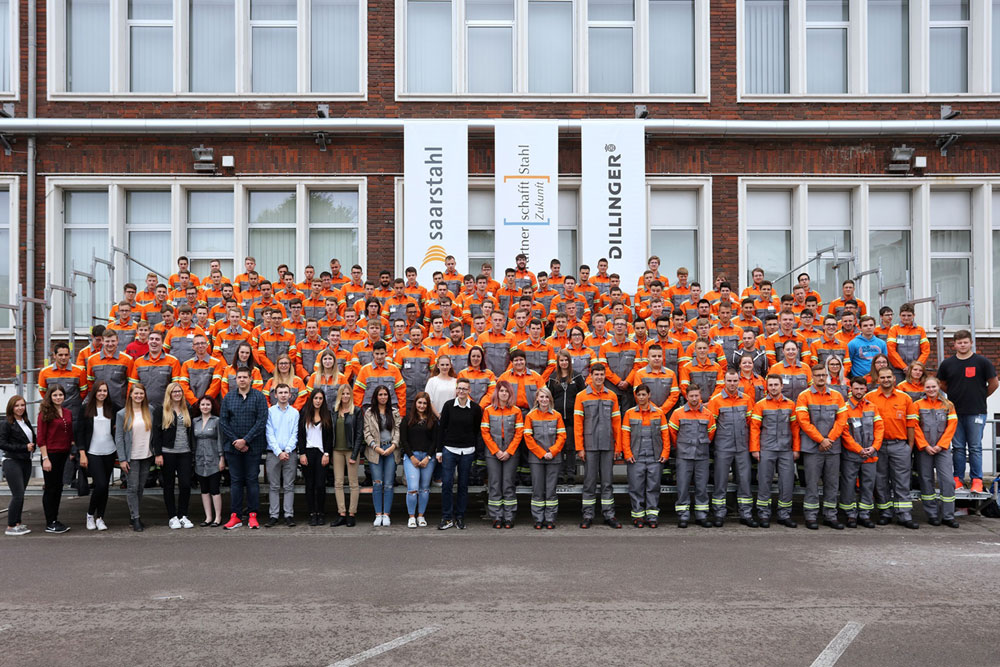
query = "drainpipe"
xmin=25 ymin=0 xmax=37 ymax=401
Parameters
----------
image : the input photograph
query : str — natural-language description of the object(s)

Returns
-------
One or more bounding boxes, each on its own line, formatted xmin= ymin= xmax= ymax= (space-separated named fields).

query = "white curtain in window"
xmin=650 ymin=190 xmax=698 ymax=281
xmin=467 ymin=0 xmax=513 ymax=20
xmin=748 ymin=230 xmax=791 ymax=294
xmin=308 ymin=191 xmax=360 ymax=274
xmin=589 ymin=27 xmax=632 ymax=93
xmin=252 ymin=0 xmax=296 ymax=19
xmin=868 ymin=0 xmax=908 ymax=93
xmin=558 ymin=190 xmax=577 ymax=271
xmin=588 ymin=0 xmax=632 ymax=21
xmin=190 ymin=0 xmax=236 ymax=92
xmin=0 ymin=1 xmax=10 ymax=92
xmin=930 ymin=189 xmax=971 ymax=227
xmin=468 ymin=192 xmax=494 ymax=273
xmin=249 ymin=191 xmax=296 ymax=275
xmin=807 ymin=27 xmax=847 ymax=93
xmin=468 ymin=26 xmax=513 ymax=93
xmin=126 ymin=192 xmax=171 ymax=282
xmin=931 ymin=258 xmax=970 ymax=324
xmin=68 ymin=0 xmax=110 ymax=92
xmin=310 ymin=229 xmax=358 ymax=268
xmin=649 ymin=0 xmax=694 ymax=94
xmin=127 ymin=191 xmax=170 ymax=225
xmin=253 ymin=27 xmax=296 ymax=92
xmin=250 ymin=191 xmax=296 ymax=223
xmin=407 ymin=0 xmax=452 ymax=93
xmin=867 ymin=191 xmax=910 ymax=306
xmin=131 ymin=26 xmax=173 ymax=92
xmin=528 ymin=1 xmax=573 ymax=94
xmin=65 ymin=192 xmax=110 ymax=327
xmin=312 ymin=0 xmax=360 ymax=92
xmin=188 ymin=191 xmax=234 ymax=255
xmin=930 ymin=27 xmax=968 ymax=93
xmin=745 ymin=0 xmax=788 ymax=94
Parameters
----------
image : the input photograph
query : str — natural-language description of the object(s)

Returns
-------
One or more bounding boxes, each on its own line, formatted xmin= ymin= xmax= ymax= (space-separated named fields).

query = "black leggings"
xmin=302 ymin=448 xmax=327 ymax=515
xmin=199 ymin=471 xmax=221 ymax=495
xmin=3 ymin=459 xmax=30 ymax=526
xmin=161 ymin=451 xmax=192 ymax=519
xmin=86 ymin=453 xmax=117 ymax=518
xmin=42 ymin=451 xmax=69 ymax=524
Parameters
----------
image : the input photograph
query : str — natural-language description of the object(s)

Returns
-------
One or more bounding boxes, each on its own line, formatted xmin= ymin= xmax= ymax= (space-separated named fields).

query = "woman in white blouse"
xmin=424 ymin=355 xmax=458 ymax=417
xmin=75 ymin=381 xmax=119 ymax=531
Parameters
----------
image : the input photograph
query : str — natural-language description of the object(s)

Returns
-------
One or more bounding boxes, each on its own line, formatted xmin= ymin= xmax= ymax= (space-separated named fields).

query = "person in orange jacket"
xmin=886 ymin=303 xmax=931 ymax=382
xmin=839 ymin=376 xmax=884 ymax=529
xmin=867 ymin=365 xmax=919 ymax=529
xmin=750 ymin=374 xmax=800 ymax=528
xmin=913 ymin=375 xmax=960 ymax=528
xmin=262 ymin=355 xmax=308 ymax=410
xmin=481 ymin=380 xmax=524 ymax=529
xmin=573 ymin=363 xmax=622 ymax=529
xmin=523 ymin=387 xmax=566 ymax=529
xmin=668 ymin=384 xmax=717 ymax=528
xmin=795 ymin=364 xmax=848 ymax=530
xmin=353 ymin=341 xmax=407 ymax=416
xmin=622 ymin=384 xmax=670 ymax=528
xmin=178 ymin=334 xmax=223 ymax=408
xmin=707 ymin=369 xmax=756 ymax=527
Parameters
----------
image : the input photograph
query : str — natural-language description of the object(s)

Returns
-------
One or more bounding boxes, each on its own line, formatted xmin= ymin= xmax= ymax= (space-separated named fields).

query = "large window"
xmin=401 ymin=0 xmax=708 ymax=97
xmin=929 ymin=190 xmax=972 ymax=325
xmin=0 ymin=1 xmax=15 ymax=94
xmin=558 ymin=190 xmax=578 ymax=273
xmin=54 ymin=0 xmax=366 ymax=96
xmin=48 ymin=179 xmax=366 ymax=329
xmin=0 ymin=187 xmax=11 ymax=328
xmin=649 ymin=189 xmax=700 ymax=283
xmin=868 ymin=189 xmax=911 ymax=308
xmin=742 ymin=0 xmax=1000 ymax=97
xmin=745 ymin=189 xmax=793 ymax=294
xmin=807 ymin=189 xmax=852 ymax=302
xmin=468 ymin=189 xmax=495 ymax=273
xmin=992 ymin=188 xmax=1000 ymax=327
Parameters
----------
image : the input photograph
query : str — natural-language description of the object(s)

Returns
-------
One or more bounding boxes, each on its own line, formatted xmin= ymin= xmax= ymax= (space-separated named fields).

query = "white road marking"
xmin=810 ymin=622 xmax=865 ymax=667
xmin=152 ymin=595 xmax=184 ymax=600
xmin=328 ymin=626 xmax=440 ymax=667
xmin=959 ymin=553 xmax=1000 ymax=558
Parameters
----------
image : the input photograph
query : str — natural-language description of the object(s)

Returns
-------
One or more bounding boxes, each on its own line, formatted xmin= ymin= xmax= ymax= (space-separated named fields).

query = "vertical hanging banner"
xmin=580 ymin=121 xmax=647 ymax=287
xmin=494 ymin=121 xmax=559 ymax=269
xmin=403 ymin=120 xmax=469 ymax=285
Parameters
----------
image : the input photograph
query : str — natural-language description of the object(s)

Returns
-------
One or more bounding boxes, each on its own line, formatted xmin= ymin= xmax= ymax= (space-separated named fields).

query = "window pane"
xmin=188 ymin=191 xmax=233 ymax=224
xmin=650 ymin=0 xmax=694 ymax=94
xmin=66 ymin=228 xmax=110 ymax=327
xmin=745 ymin=0 xmax=789 ymax=94
xmin=469 ymin=229 xmax=494 ymax=253
xmin=252 ymin=27 xmax=297 ymax=92
xmin=312 ymin=0 xmax=360 ymax=92
xmin=129 ymin=0 xmax=171 ymax=19
xmin=808 ymin=230 xmax=851 ymax=302
xmin=931 ymin=258 xmax=969 ymax=325
xmin=993 ymin=230 xmax=1000 ymax=326
xmin=468 ymin=26 xmax=513 ymax=93
xmin=252 ymin=0 xmax=296 ymax=20
xmin=0 ymin=1 xmax=10 ymax=91
xmin=126 ymin=191 xmax=170 ymax=225
xmin=930 ymin=190 xmax=971 ymax=227
xmin=249 ymin=229 xmax=297 ymax=278
xmin=190 ymin=0 xmax=236 ymax=92
xmin=807 ymin=28 xmax=847 ymax=93
xmin=190 ymin=258 xmax=233 ymax=279
xmin=588 ymin=0 xmax=632 ymax=21
xmin=930 ymin=27 xmax=968 ymax=93
xmin=309 ymin=191 xmax=359 ymax=223
xmin=869 ymin=229 xmax=909 ymax=306
xmin=807 ymin=0 xmax=847 ymax=21
xmin=650 ymin=190 xmax=698 ymax=228
xmin=188 ymin=228 xmax=233 ymax=253
xmin=651 ymin=230 xmax=697 ymax=282
xmin=528 ymin=0 xmax=573 ymax=94
xmin=466 ymin=0 xmax=513 ymax=20
xmin=994 ymin=0 xmax=1000 ymax=92
xmin=746 ymin=189 xmax=791 ymax=228
xmin=407 ymin=0 xmax=452 ymax=93
xmin=747 ymin=230 xmax=791 ymax=294
xmin=930 ymin=229 xmax=971 ymax=252
xmin=588 ymin=27 xmax=632 ymax=93
xmin=558 ymin=229 xmax=577 ymax=273
xmin=0 ymin=189 xmax=8 ymax=327
xmin=468 ymin=190 xmax=494 ymax=227
xmin=310 ymin=228 xmax=358 ymax=269
xmin=68 ymin=0 xmax=110 ymax=92
xmin=929 ymin=0 xmax=968 ymax=21
xmin=131 ymin=26 xmax=173 ymax=92
xmin=249 ymin=191 xmax=296 ymax=224
xmin=558 ymin=189 xmax=578 ymax=271
xmin=66 ymin=191 xmax=109 ymax=225
xmin=868 ymin=0 xmax=909 ymax=94
xmin=868 ymin=190 xmax=910 ymax=228
xmin=128 ymin=231 xmax=171 ymax=283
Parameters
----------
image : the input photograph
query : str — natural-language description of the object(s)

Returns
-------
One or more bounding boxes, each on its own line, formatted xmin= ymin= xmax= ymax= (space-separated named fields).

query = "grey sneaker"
xmin=438 ymin=519 xmax=454 ymax=530
xmin=6 ymin=525 xmax=30 ymax=536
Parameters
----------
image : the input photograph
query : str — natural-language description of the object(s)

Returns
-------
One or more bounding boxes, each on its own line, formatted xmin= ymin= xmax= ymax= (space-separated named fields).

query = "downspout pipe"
xmin=25 ymin=0 xmax=37 ymax=403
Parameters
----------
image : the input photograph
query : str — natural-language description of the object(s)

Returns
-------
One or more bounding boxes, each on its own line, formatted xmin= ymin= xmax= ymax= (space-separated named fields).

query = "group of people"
xmin=2 ymin=253 xmax=995 ymax=535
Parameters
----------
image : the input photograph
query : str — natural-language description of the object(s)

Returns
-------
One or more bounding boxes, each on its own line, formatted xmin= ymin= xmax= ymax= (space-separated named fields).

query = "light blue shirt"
xmin=266 ymin=403 xmax=299 ymax=455
xmin=847 ymin=334 xmax=888 ymax=377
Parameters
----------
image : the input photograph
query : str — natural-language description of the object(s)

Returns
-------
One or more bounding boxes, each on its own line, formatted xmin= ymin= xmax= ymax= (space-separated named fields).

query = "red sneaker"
xmin=954 ymin=476 xmax=964 ymax=490
xmin=248 ymin=512 xmax=260 ymax=529
xmin=223 ymin=513 xmax=242 ymax=530
xmin=970 ymin=479 xmax=984 ymax=493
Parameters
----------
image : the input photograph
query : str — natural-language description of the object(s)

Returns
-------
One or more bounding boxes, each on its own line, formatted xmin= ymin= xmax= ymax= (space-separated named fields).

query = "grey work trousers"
xmin=265 ymin=452 xmax=296 ymax=519
xmin=839 ymin=458 xmax=876 ymax=520
xmin=581 ymin=449 xmax=616 ymax=520
xmin=529 ymin=461 xmax=560 ymax=523
xmin=875 ymin=440 xmax=914 ymax=521
xmin=675 ymin=458 xmax=710 ymax=521
xmin=712 ymin=449 xmax=753 ymax=520
xmin=802 ymin=451 xmax=840 ymax=522
xmin=126 ymin=457 xmax=152 ymax=520
xmin=918 ymin=448 xmax=956 ymax=522
xmin=486 ymin=455 xmax=518 ymax=521
xmin=756 ymin=450 xmax=794 ymax=521
xmin=626 ymin=458 xmax=663 ymax=520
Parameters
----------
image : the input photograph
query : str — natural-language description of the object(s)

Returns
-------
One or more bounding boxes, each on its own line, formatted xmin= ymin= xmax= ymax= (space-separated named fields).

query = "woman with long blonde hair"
xmin=307 ymin=349 xmax=345 ymax=408
xmin=264 ymin=354 xmax=308 ymax=409
xmin=824 ymin=356 xmax=849 ymax=399
xmin=154 ymin=382 xmax=195 ymax=529
xmin=115 ymin=383 xmax=156 ymax=532
xmin=523 ymin=386 xmax=566 ymax=529
xmin=897 ymin=360 xmax=927 ymax=402
xmin=913 ymin=375 xmax=959 ymax=528
xmin=330 ymin=383 xmax=363 ymax=527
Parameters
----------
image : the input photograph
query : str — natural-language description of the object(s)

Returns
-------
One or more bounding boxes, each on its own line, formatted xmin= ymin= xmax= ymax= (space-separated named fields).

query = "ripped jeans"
xmin=403 ymin=452 xmax=436 ymax=516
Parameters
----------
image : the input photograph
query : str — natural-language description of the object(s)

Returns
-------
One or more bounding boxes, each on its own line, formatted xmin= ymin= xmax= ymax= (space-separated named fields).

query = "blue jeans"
xmin=952 ymin=414 xmax=986 ymax=481
xmin=369 ymin=455 xmax=397 ymax=515
xmin=226 ymin=450 xmax=261 ymax=515
xmin=440 ymin=448 xmax=474 ymax=520
xmin=403 ymin=452 xmax=436 ymax=516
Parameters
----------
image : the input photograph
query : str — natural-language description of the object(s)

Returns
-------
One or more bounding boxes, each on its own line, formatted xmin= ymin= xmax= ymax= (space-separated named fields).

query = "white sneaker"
xmin=408 ymin=516 xmax=417 ymax=528
xmin=95 ymin=518 xmax=108 ymax=531
xmin=86 ymin=515 xmax=97 ymax=531
xmin=168 ymin=517 xmax=182 ymax=530
xmin=417 ymin=516 xmax=428 ymax=527
xmin=179 ymin=516 xmax=194 ymax=529
xmin=382 ymin=515 xmax=391 ymax=527
xmin=373 ymin=514 xmax=383 ymax=527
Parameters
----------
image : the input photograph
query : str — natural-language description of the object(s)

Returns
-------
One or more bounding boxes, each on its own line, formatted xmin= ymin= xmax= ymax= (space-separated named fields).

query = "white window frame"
xmin=123 ymin=188 xmax=174 ymax=284
xmin=125 ymin=0 xmax=175 ymax=93
xmin=646 ymin=177 xmax=713 ymax=285
xmin=184 ymin=189 xmax=236 ymax=276
xmin=739 ymin=177 xmax=998 ymax=333
xmin=0 ymin=176 xmax=19 ymax=336
xmin=395 ymin=0 xmax=710 ymax=101
xmin=47 ymin=0 xmax=368 ymax=100
xmin=45 ymin=176 xmax=367 ymax=331
xmin=0 ymin=1 xmax=19 ymax=99
xmin=737 ymin=0 xmax=998 ymax=100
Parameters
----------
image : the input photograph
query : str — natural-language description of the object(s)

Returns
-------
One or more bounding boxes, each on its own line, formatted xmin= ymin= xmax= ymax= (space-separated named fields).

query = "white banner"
xmin=403 ymin=121 xmax=469 ymax=285
xmin=580 ymin=121 xmax=646 ymax=287
xmin=494 ymin=121 xmax=559 ymax=270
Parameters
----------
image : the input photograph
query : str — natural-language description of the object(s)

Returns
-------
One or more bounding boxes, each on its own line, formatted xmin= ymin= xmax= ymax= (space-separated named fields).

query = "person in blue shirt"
xmin=847 ymin=316 xmax=888 ymax=378
xmin=265 ymin=384 xmax=300 ymax=527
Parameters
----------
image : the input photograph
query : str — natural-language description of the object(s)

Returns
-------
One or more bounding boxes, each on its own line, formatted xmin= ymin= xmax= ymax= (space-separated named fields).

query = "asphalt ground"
xmin=1 ymin=493 xmax=998 ymax=667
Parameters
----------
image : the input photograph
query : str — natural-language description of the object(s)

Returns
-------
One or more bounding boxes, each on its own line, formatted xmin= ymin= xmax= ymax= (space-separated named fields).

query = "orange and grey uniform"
xmin=669 ymin=403 xmax=716 ymax=522
xmin=679 ymin=358 xmax=724 ymax=402
xmin=796 ymin=387 xmax=848 ymax=522
xmin=573 ymin=385 xmax=621 ymax=521
xmin=524 ymin=408 xmax=566 ymax=523
xmin=163 ymin=323 xmax=207 ymax=364
xmin=646 ymin=337 xmax=684 ymax=376
xmin=88 ymin=350 xmax=135 ymax=408
xmin=457 ymin=367 xmax=496 ymax=406
xmin=827 ymin=297 xmax=867 ymax=319
xmin=839 ymin=396 xmax=884 ymax=520
xmin=256 ymin=329 xmax=297 ymax=382
xmin=564 ymin=343 xmax=597 ymax=378
xmin=623 ymin=404 xmax=669 ymax=521
xmin=764 ymin=331 xmax=812 ymax=367
xmin=476 ymin=330 xmax=515 ymax=377
xmin=129 ymin=351 xmax=181 ymax=408
xmin=179 ymin=355 xmax=223 ymax=406
xmin=306 ymin=372 xmax=349 ymax=408
xmin=708 ymin=324 xmax=744 ymax=367
xmin=768 ymin=360 xmax=812 ymax=402
xmin=497 ymin=368 xmax=545 ymax=413
xmin=220 ymin=365 xmax=263 ymax=398
xmin=38 ymin=363 xmax=89 ymax=422
xmin=707 ymin=388 xmax=754 ymax=520
xmin=394 ymin=343 xmax=436 ymax=409
xmin=437 ymin=341 xmax=472 ymax=374
xmin=600 ymin=336 xmax=641 ymax=407
xmin=810 ymin=336 xmax=852 ymax=376
xmin=583 ymin=332 xmax=610 ymax=359
xmin=106 ymin=320 xmax=139 ymax=352
xmin=515 ymin=338 xmax=556 ymax=378
xmin=896 ymin=381 xmax=925 ymax=402
xmin=913 ymin=397 xmax=958 ymax=522
xmin=353 ymin=361 xmax=407 ymax=415
xmin=282 ymin=317 xmax=308 ymax=343
xmin=865 ymin=389 xmax=917 ymax=522
xmin=750 ymin=395 xmax=800 ymax=521
xmin=627 ymin=365 xmax=680 ymax=414
xmin=296 ymin=337 xmax=328 ymax=380
xmin=886 ymin=324 xmax=930 ymax=380
xmin=481 ymin=405 xmax=524 ymax=522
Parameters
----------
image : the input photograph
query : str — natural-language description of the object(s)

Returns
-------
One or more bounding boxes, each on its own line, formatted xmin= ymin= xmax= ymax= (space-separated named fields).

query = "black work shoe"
xmin=712 ymin=517 xmax=724 ymax=527
xmin=823 ymin=520 xmax=844 ymax=530
xmin=778 ymin=518 xmax=797 ymax=528
xmin=805 ymin=521 xmax=819 ymax=530
xmin=308 ymin=514 xmax=318 ymax=527
xmin=646 ymin=520 xmax=658 ymax=529
xmin=739 ymin=517 xmax=759 ymax=528
xmin=132 ymin=518 xmax=144 ymax=532
xmin=264 ymin=517 xmax=279 ymax=528
xmin=759 ymin=519 xmax=770 ymax=528
xmin=695 ymin=518 xmax=712 ymax=528
xmin=928 ymin=518 xmax=942 ymax=527
xmin=632 ymin=518 xmax=644 ymax=528
xmin=604 ymin=518 xmax=622 ymax=529
xmin=677 ymin=520 xmax=688 ymax=529
xmin=579 ymin=518 xmax=592 ymax=529
xmin=285 ymin=517 xmax=296 ymax=528
xmin=859 ymin=518 xmax=876 ymax=529
xmin=493 ymin=519 xmax=503 ymax=529
xmin=845 ymin=518 xmax=858 ymax=529
xmin=330 ymin=515 xmax=347 ymax=527
xmin=899 ymin=519 xmax=919 ymax=530
xmin=877 ymin=515 xmax=892 ymax=526
xmin=943 ymin=519 xmax=960 ymax=529
xmin=534 ymin=522 xmax=543 ymax=530
xmin=345 ymin=515 xmax=356 ymax=527
xmin=502 ymin=519 xmax=513 ymax=529
xmin=545 ymin=521 xmax=555 ymax=529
